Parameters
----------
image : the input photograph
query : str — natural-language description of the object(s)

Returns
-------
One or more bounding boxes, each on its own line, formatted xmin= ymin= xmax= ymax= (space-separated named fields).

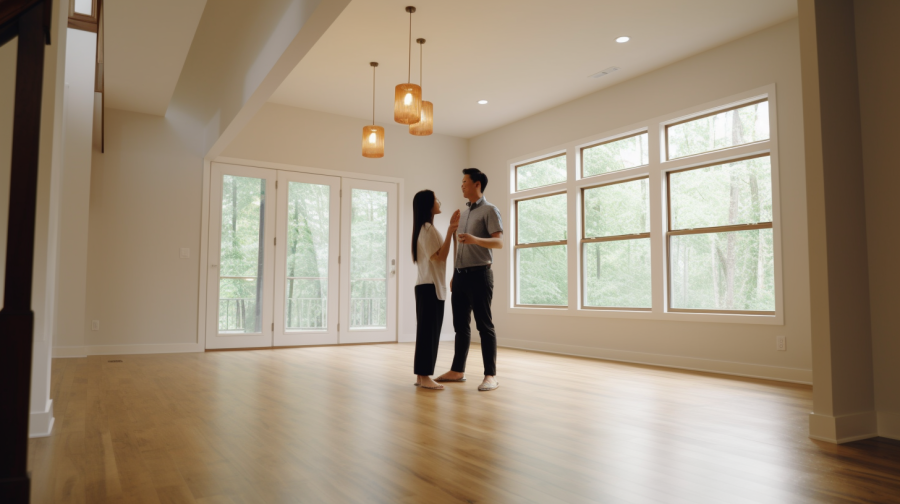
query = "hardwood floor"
xmin=28 ymin=342 xmax=900 ymax=503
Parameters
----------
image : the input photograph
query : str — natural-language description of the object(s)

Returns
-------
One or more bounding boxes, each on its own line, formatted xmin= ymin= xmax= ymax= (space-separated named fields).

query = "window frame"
xmin=580 ymin=130 xmax=649 ymax=180
xmin=665 ymin=153 xmax=775 ymax=315
xmin=513 ymin=190 xmax=569 ymax=308
xmin=514 ymin=152 xmax=567 ymax=192
xmin=664 ymin=97 xmax=769 ymax=161
xmin=580 ymin=175 xmax=652 ymax=311
xmin=506 ymin=84 xmax=783 ymax=325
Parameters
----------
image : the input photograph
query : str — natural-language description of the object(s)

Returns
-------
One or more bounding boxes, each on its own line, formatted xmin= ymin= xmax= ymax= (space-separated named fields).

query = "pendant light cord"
xmin=372 ymin=65 xmax=376 ymax=125
xmin=419 ymin=41 xmax=423 ymax=88
xmin=407 ymin=10 xmax=412 ymax=83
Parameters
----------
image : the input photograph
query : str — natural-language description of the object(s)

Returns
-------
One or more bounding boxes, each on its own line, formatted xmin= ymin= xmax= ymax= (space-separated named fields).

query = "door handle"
xmin=211 ymin=264 xmax=218 ymax=268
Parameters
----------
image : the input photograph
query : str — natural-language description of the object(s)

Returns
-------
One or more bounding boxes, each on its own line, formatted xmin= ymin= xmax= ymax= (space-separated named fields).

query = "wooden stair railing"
xmin=0 ymin=0 xmax=53 ymax=503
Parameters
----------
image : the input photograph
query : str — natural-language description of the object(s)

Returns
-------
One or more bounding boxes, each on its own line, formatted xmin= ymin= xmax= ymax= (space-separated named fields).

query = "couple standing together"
xmin=412 ymin=168 xmax=502 ymax=391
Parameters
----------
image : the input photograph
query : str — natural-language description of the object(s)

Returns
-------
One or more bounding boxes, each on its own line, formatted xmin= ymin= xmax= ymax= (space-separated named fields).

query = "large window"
xmin=515 ymin=192 xmax=567 ymax=306
xmin=582 ymin=177 xmax=651 ymax=309
xmin=667 ymin=155 xmax=774 ymax=313
xmin=508 ymin=88 xmax=780 ymax=321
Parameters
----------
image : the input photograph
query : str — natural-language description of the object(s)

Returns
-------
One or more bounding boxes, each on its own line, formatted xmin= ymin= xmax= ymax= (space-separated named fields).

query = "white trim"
xmin=877 ymin=411 xmax=900 ymax=441
xmin=506 ymin=84 xmax=784 ymax=325
xmin=53 ymin=343 xmax=204 ymax=358
xmin=214 ymin=156 xmax=404 ymax=184
xmin=500 ymin=338 xmax=812 ymax=384
xmin=29 ymin=400 xmax=54 ymax=438
xmin=808 ymin=411 xmax=878 ymax=444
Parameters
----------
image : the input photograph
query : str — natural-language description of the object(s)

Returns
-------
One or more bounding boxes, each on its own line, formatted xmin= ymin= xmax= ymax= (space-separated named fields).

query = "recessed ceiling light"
xmin=478 ymin=100 xmax=488 ymax=105
xmin=616 ymin=36 xmax=630 ymax=43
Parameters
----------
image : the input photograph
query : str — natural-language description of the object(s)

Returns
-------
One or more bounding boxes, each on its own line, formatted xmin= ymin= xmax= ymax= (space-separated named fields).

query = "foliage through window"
xmin=666 ymin=100 xmax=769 ymax=160
xmin=516 ymin=154 xmax=566 ymax=191
xmin=582 ymin=132 xmax=649 ymax=178
xmin=515 ymin=193 xmax=567 ymax=306
xmin=667 ymin=155 xmax=775 ymax=313
xmin=284 ymin=182 xmax=330 ymax=330
xmin=582 ymin=178 xmax=651 ymax=309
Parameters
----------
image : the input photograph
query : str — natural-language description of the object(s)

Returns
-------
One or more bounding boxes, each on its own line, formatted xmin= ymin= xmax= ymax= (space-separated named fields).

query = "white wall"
xmin=221 ymin=104 xmax=469 ymax=342
xmin=54 ymin=29 xmax=97 ymax=352
xmin=79 ymin=108 xmax=204 ymax=353
xmin=468 ymin=19 xmax=811 ymax=382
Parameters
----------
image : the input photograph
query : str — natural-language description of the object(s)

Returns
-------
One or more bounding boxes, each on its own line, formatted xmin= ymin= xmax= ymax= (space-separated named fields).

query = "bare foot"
xmin=435 ymin=370 xmax=465 ymax=382
xmin=417 ymin=375 xmax=444 ymax=390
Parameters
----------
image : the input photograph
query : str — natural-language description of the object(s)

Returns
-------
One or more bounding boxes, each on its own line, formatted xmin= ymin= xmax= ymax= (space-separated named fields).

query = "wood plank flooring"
xmin=28 ymin=342 xmax=900 ymax=503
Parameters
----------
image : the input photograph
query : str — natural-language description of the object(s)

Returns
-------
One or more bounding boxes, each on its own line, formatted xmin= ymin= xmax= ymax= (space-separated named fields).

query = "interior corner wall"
xmin=221 ymin=103 xmax=469 ymax=342
xmin=854 ymin=0 xmax=900 ymax=441
xmin=54 ymin=28 xmax=97 ymax=353
xmin=81 ymin=108 xmax=204 ymax=351
xmin=467 ymin=19 xmax=812 ymax=381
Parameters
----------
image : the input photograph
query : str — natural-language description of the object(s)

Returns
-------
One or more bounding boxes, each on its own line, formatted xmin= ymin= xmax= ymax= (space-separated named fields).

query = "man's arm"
xmin=458 ymin=231 xmax=503 ymax=249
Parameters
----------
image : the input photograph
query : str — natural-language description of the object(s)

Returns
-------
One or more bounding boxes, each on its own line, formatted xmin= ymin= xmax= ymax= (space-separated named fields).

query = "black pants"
xmin=414 ymin=284 xmax=445 ymax=376
xmin=450 ymin=268 xmax=497 ymax=376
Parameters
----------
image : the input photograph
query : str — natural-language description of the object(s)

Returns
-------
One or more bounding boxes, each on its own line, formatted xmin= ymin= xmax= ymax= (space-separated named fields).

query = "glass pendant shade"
xmin=362 ymin=125 xmax=385 ymax=158
xmin=393 ymin=83 xmax=422 ymax=124
xmin=409 ymin=100 xmax=433 ymax=136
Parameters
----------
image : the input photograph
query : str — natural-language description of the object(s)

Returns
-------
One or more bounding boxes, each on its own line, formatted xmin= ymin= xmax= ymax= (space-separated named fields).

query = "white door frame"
xmin=339 ymin=178 xmax=399 ymax=344
xmin=199 ymin=159 xmax=404 ymax=350
xmin=205 ymin=163 xmax=277 ymax=349
xmin=273 ymin=171 xmax=341 ymax=347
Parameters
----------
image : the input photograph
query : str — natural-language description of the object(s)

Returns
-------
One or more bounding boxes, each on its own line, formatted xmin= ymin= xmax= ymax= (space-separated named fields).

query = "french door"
xmin=205 ymin=164 xmax=398 ymax=349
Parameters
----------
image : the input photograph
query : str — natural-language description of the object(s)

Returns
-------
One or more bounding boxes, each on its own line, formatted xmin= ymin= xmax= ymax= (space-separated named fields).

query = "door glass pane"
xmin=219 ymin=175 xmax=267 ymax=333
xmin=285 ymin=182 xmax=330 ymax=331
xmin=349 ymin=189 xmax=388 ymax=329
xmin=670 ymin=229 xmax=775 ymax=312
xmin=583 ymin=239 xmax=651 ymax=309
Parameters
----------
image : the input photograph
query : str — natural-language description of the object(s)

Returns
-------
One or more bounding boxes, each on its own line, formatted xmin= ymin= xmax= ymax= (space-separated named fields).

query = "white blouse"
xmin=415 ymin=223 xmax=448 ymax=300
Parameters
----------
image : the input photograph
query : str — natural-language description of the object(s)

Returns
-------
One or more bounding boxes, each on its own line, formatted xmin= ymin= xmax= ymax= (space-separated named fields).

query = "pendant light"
xmin=362 ymin=62 xmax=385 ymax=158
xmin=409 ymin=38 xmax=433 ymax=136
xmin=393 ymin=6 xmax=422 ymax=125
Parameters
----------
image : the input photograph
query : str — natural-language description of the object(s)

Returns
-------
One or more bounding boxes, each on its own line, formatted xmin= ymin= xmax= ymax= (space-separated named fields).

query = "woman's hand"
xmin=448 ymin=209 xmax=461 ymax=234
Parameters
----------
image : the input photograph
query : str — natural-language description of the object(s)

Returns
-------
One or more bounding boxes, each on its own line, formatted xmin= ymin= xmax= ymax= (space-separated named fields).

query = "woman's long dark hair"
xmin=411 ymin=190 xmax=436 ymax=263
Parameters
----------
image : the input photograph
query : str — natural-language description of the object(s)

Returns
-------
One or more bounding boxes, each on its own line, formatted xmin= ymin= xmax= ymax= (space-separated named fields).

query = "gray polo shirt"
xmin=455 ymin=196 xmax=503 ymax=268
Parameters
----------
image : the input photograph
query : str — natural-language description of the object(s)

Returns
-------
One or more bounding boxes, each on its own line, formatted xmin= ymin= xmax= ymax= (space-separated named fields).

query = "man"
xmin=436 ymin=168 xmax=503 ymax=391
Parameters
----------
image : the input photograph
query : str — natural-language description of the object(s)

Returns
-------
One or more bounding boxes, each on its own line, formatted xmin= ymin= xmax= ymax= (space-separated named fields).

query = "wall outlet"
xmin=91 ymin=320 xmax=100 ymax=331
xmin=776 ymin=335 xmax=786 ymax=351
xmin=180 ymin=247 xmax=190 ymax=259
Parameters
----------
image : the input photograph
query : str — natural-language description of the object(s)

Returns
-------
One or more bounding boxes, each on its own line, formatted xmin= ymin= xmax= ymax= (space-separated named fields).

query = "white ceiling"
xmin=105 ymin=0 xmax=207 ymax=115
xmin=268 ymin=0 xmax=798 ymax=138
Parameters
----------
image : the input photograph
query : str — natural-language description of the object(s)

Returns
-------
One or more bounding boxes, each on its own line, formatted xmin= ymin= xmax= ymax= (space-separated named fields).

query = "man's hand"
xmin=450 ymin=277 xmax=453 ymax=292
xmin=457 ymin=232 xmax=479 ymax=246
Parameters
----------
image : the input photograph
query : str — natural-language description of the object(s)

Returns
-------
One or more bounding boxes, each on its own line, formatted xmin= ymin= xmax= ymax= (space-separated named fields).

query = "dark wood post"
xmin=0 ymin=1 xmax=52 ymax=503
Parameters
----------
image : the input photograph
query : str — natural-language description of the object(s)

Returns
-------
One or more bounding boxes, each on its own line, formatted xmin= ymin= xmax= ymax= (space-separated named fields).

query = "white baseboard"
xmin=877 ymin=411 xmax=900 ymax=441
xmin=398 ymin=332 xmax=456 ymax=343
xmin=499 ymin=338 xmax=813 ymax=384
xmin=809 ymin=411 xmax=878 ymax=444
xmin=53 ymin=342 xmax=203 ymax=358
xmin=29 ymin=400 xmax=54 ymax=438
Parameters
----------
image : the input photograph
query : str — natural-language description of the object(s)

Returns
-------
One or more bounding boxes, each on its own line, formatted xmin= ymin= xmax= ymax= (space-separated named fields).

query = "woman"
xmin=412 ymin=190 xmax=459 ymax=390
